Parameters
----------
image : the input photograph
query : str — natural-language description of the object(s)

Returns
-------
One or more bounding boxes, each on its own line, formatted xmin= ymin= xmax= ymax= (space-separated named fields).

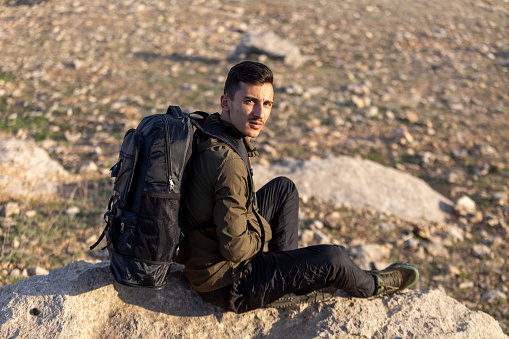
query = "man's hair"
xmin=224 ymin=61 xmax=273 ymax=99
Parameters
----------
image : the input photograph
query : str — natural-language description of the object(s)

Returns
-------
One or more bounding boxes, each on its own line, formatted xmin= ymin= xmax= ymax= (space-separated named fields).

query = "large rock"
xmin=231 ymin=30 xmax=302 ymax=66
xmin=0 ymin=261 xmax=506 ymax=338
xmin=0 ymin=139 xmax=70 ymax=199
xmin=253 ymin=156 xmax=453 ymax=223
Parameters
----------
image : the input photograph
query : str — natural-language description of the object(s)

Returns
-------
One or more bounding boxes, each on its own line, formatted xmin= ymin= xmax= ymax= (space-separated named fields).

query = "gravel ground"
xmin=1 ymin=0 xmax=508 ymax=333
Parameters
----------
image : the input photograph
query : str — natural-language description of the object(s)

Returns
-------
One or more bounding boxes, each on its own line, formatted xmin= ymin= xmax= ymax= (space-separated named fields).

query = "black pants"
xmin=199 ymin=176 xmax=375 ymax=313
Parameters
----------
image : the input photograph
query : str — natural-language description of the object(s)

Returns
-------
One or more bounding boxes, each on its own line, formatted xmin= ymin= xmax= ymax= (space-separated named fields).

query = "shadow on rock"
xmin=111 ymin=264 xmax=224 ymax=318
xmin=67 ymin=261 xmax=223 ymax=317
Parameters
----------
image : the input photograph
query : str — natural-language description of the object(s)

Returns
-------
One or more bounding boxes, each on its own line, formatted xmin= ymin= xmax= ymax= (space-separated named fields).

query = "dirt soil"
xmin=0 ymin=0 xmax=508 ymax=333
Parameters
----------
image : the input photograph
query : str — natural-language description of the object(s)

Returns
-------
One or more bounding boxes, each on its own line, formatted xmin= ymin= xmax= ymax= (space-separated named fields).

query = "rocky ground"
xmin=0 ymin=0 xmax=508 ymax=334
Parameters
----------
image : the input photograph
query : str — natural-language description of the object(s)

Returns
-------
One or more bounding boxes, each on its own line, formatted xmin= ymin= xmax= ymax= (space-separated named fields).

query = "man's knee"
xmin=316 ymin=244 xmax=350 ymax=267
xmin=273 ymin=176 xmax=298 ymax=198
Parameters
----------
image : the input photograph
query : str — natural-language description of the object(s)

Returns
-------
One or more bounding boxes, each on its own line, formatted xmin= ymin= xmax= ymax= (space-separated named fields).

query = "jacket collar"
xmin=206 ymin=113 xmax=259 ymax=157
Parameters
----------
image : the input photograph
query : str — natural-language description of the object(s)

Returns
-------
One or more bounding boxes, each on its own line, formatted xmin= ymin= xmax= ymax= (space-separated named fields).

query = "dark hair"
xmin=224 ymin=61 xmax=273 ymax=99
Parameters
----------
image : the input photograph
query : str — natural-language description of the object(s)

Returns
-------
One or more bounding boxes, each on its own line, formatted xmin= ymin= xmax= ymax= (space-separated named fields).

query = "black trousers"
xmin=199 ymin=177 xmax=375 ymax=313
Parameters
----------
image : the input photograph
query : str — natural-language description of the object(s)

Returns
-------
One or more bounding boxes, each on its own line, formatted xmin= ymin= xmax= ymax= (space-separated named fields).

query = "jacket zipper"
xmin=163 ymin=115 xmax=174 ymax=192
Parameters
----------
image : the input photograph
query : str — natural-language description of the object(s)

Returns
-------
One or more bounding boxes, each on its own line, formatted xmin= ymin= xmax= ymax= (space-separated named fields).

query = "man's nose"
xmin=253 ymin=104 xmax=267 ymax=119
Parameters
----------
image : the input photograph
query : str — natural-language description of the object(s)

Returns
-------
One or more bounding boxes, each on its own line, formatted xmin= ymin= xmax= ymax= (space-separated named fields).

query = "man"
xmin=179 ymin=61 xmax=419 ymax=313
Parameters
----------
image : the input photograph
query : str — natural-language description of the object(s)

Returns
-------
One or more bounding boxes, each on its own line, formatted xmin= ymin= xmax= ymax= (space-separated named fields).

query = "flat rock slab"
xmin=253 ymin=156 xmax=453 ymax=223
xmin=0 ymin=261 xmax=506 ymax=338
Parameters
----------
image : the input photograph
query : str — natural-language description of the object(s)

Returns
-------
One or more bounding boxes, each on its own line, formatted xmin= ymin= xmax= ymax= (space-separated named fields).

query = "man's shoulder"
xmin=196 ymin=135 xmax=242 ymax=163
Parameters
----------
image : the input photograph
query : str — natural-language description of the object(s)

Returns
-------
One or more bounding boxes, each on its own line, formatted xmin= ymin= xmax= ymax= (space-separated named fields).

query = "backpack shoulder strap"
xmin=184 ymin=112 xmax=266 ymax=250
xmin=189 ymin=113 xmax=254 ymax=199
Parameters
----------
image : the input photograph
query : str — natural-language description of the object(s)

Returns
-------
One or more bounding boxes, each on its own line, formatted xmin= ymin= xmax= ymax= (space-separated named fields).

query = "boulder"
xmin=231 ymin=30 xmax=302 ymax=65
xmin=0 ymin=261 xmax=506 ymax=338
xmin=253 ymin=156 xmax=454 ymax=223
xmin=0 ymin=139 xmax=70 ymax=200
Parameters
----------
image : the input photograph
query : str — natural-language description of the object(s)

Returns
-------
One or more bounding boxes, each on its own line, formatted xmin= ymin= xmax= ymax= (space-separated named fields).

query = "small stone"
xmin=469 ymin=211 xmax=483 ymax=224
xmin=10 ymin=268 xmax=21 ymax=277
xmin=364 ymin=106 xmax=379 ymax=118
xmin=285 ymin=84 xmax=304 ymax=95
xmin=66 ymin=207 xmax=80 ymax=218
xmin=330 ymin=116 xmax=345 ymax=127
xmin=12 ymin=238 xmax=20 ymax=249
xmin=79 ymin=161 xmax=99 ymax=173
xmin=313 ymin=230 xmax=330 ymax=244
xmin=481 ymin=290 xmax=507 ymax=303
xmin=459 ymin=281 xmax=475 ymax=289
xmin=300 ymin=195 xmax=309 ymax=204
xmin=447 ymin=265 xmax=461 ymax=277
xmin=404 ymin=238 xmax=420 ymax=250
xmin=454 ymin=195 xmax=477 ymax=216
xmin=442 ymin=225 xmax=464 ymax=245
xmin=28 ymin=266 xmax=50 ymax=276
xmin=300 ymin=229 xmax=314 ymax=245
xmin=64 ymin=131 xmax=82 ymax=143
xmin=1 ymin=202 xmax=20 ymax=218
xmin=394 ymin=127 xmax=414 ymax=145
xmin=471 ymin=244 xmax=492 ymax=258
xmin=25 ymin=210 xmax=37 ymax=218
xmin=486 ymin=218 xmax=500 ymax=227
xmin=492 ymin=191 xmax=508 ymax=205
xmin=181 ymin=83 xmax=198 ymax=91
xmin=378 ymin=222 xmax=396 ymax=232
xmin=424 ymin=243 xmax=450 ymax=258
xmin=310 ymin=219 xmax=324 ymax=230
xmin=324 ymin=212 xmax=342 ymax=229
xmin=404 ymin=111 xmax=419 ymax=124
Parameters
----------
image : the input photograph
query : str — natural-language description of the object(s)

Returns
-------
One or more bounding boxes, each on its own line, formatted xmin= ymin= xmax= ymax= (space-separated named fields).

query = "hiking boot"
xmin=370 ymin=263 xmax=419 ymax=296
xmin=266 ymin=286 xmax=338 ymax=309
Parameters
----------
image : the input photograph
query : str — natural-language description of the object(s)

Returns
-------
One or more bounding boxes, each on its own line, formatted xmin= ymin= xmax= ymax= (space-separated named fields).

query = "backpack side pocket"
xmin=112 ymin=129 xmax=139 ymax=207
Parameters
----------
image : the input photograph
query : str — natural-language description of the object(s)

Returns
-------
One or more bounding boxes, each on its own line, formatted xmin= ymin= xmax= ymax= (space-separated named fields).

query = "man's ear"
xmin=220 ymin=94 xmax=230 ymax=114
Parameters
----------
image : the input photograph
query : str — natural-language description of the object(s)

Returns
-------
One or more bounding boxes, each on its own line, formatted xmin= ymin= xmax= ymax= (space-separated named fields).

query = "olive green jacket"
xmin=179 ymin=113 xmax=272 ymax=293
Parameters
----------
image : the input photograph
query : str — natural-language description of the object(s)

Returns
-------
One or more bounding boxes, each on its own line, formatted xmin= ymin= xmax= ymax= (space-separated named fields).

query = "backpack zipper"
xmin=163 ymin=115 xmax=174 ymax=192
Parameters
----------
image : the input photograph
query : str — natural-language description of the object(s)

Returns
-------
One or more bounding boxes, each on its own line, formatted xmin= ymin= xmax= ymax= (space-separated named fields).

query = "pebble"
xmin=394 ymin=127 xmax=414 ymax=145
xmin=310 ymin=219 xmax=324 ymax=230
xmin=404 ymin=111 xmax=419 ymax=124
xmin=313 ymin=230 xmax=330 ymax=244
xmin=492 ymin=191 xmax=508 ymax=205
xmin=1 ymin=202 xmax=20 ymax=218
xmin=454 ymin=195 xmax=477 ymax=216
xmin=469 ymin=211 xmax=484 ymax=224
xmin=10 ymin=268 xmax=21 ymax=278
xmin=481 ymin=290 xmax=507 ymax=303
xmin=424 ymin=243 xmax=450 ymax=258
xmin=378 ymin=222 xmax=396 ymax=232
xmin=442 ymin=225 xmax=464 ymax=244
xmin=66 ymin=207 xmax=81 ymax=218
xmin=300 ymin=229 xmax=314 ymax=245
xmin=459 ymin=281 xmax=475 ymax=289
xmin=25 ymin=210 xmax=37 ymax=218
xmin=471 ymin=244 xmax=492 ymax=258
xmin=79 ymin=161 xmax=99 ymax=173
xmin=12 ymin=238 xmax=20 ymax=249
xmin=28 ymin=266 xmax=50 ymax=276
xmin=364 ymin=106 xmax=379 ymax=118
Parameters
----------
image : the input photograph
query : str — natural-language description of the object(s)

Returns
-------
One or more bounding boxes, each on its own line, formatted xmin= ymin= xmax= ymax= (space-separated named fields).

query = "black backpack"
xmin=90 ymin=106 xmax=257 ymax=289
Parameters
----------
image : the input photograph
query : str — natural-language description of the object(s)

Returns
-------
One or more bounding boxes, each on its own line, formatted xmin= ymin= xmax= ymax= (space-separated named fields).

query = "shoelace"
xmin=382 ymin=271 xmax=402 ymax=291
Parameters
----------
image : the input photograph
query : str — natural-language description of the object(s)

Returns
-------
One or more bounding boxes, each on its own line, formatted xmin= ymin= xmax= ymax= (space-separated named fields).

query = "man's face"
xmin=221 ymin=82 xmax=274 ymax=139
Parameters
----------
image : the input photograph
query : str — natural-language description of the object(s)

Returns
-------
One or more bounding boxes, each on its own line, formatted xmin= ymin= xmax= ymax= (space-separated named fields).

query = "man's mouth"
xmin=249 ymin=120 xmax=264 ymax=129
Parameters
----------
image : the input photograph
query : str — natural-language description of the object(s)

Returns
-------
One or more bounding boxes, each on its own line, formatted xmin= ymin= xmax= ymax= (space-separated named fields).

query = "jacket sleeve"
xmin=213 ymin=157 xmax=262 ymax=263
